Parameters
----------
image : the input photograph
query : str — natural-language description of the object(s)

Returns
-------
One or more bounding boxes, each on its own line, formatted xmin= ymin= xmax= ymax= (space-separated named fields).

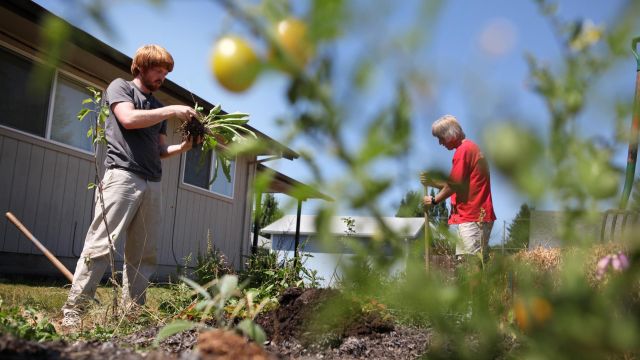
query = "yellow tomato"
xmin=531 ymin=297 xmax=553 ymax=324
xmin=514 ymin=296 xmax=553 ymax=332
xmin=514 ymin=298 xmax=529 ymax=332
xmin=273 ymin=18 xmax=313 ymax=69
xmin=211 ymin=36 xmax=261 ymax=92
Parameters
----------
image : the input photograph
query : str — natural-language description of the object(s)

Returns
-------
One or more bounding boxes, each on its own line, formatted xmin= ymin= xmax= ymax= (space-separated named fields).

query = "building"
xmin=0 ymin=0 xmax=314 ymax=280
xmin=261 ymin=215 xmax=426 ymax=287
xmin=528 ymin=210 xmax=639 ymax=248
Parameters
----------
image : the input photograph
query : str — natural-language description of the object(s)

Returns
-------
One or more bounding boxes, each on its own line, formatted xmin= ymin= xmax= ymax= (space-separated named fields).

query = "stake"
xmin=423 ymin=185 xmax=430 ymax=272
xmin=5 ymin=212 xmax=74 ymax=282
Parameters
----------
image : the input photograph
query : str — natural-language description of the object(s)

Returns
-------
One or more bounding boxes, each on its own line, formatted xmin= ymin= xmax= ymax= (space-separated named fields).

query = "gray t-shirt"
xmin=104 ymin=78 xmax=167 ymax=181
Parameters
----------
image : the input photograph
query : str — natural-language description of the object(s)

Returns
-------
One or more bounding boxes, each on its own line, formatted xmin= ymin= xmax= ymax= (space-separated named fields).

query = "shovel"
xmin=5 ymin=212 xmax=74 ymax=282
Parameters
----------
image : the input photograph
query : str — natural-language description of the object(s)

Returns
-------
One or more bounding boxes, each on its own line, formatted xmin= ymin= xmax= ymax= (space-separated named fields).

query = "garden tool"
xmin=5 ymin=212 xmax=74 ymax=282
xmin=601 ymin=36 xmax=640 ymax=242
xmin=421 ymin=174 xmax=431 ymax=272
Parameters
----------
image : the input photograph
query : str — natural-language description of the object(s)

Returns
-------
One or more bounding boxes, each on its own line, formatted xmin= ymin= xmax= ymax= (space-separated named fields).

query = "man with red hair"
xmin=62 ymin=45 xmax=198 ymax=329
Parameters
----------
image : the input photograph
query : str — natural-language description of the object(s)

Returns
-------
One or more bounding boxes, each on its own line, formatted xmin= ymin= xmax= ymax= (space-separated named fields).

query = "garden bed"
xmin=0 ymin=287 xmax=431 ymax=359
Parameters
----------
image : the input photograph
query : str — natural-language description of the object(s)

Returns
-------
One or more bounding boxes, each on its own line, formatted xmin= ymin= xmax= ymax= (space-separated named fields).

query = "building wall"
xmin=528 ymin=210 xmax=637 ymax=248
xmin=0 ymin=5 xmax=253 ymax=278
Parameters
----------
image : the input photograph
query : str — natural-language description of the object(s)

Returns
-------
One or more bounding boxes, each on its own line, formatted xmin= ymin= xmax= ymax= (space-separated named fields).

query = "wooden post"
xmin=5 ymin=212 xmax=74 ymax=282
xmin=252 ymin=191 xmax=262 ymax=255
xmin=424 ymin=185 xmax=430 ymax=272
xmin=293 ymin=199 xmax=302 ymax=269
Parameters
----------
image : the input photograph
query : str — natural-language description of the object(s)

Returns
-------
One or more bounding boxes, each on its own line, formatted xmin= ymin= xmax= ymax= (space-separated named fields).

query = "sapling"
xmin=155 ymin=275 xmax=268 ymax=346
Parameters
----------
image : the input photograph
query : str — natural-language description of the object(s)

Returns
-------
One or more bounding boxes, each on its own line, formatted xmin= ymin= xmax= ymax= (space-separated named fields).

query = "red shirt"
xmin=448 ymin=139 xmax=496 ymax=224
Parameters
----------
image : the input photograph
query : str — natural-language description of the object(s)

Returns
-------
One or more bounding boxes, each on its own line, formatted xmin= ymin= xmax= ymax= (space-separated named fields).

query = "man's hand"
xmin=420 ymin=171 xmax=429 ymax=186
xmin=420 ymin=172 xmax=434 ymax=186
xmin=179 ymin=135 xmax=204 ymax=152
xmin=423 ymin=195 xmax=436 ymax=207
xmin=168 ymin=105 xmax=197 ymax=122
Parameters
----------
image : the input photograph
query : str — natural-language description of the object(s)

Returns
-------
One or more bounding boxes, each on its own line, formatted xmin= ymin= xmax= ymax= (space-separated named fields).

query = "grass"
xmin=0 ymin=277 xmax=192 ymax=339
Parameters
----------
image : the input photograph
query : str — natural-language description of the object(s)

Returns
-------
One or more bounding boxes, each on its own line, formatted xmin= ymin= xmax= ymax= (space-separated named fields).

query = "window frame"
xmin=0 ymin=40 xmax=104 ymax=156
xmin=45 ymin=69 xmax=103 ymax=155
xmin=180 ymin=149 xmax=237 ymax=201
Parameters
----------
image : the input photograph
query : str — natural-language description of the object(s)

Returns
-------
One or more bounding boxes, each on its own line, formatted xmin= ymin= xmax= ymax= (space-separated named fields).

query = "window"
xmin=184 ymin=148 xmax=236 ymax=198
xmin=49 ymin=75 xmax=95 ymax=152
xmin=0 ymin=44 xmax=99 ymax=153
xmin=0 ymin=46 xmax=53 ymax=136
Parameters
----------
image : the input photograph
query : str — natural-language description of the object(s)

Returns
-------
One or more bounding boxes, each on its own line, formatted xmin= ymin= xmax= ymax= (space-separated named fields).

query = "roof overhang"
xmin=257 ymin=164 xmax=332 ymax=201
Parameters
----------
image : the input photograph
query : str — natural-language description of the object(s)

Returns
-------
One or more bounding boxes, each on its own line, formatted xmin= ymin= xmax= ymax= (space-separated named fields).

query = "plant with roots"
xmin=178 ymin=103 xmax=257 ymax=183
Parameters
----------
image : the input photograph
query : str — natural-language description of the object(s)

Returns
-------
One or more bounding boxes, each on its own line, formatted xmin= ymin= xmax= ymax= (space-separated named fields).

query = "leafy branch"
xmin=77 ymin=87 xmax=120 ymax=314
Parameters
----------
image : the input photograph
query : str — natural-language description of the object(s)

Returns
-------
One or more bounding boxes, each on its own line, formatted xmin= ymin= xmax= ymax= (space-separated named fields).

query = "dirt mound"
xmin=197 ymin=329 xmax=274 ymax=360
xmin=257 ymin=287 xmax=395 ymax=347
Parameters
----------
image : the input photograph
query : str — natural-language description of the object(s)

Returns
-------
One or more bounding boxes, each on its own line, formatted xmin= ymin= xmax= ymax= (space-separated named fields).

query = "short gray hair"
xmin=432 ymin=114 xmax=465 ymax=142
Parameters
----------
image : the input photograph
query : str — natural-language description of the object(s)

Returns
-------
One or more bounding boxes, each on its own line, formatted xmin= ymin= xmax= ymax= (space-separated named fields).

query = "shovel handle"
xmin=5 ymin=212 xmax=74 ymax=283
xmin=423 ymin=184 xmax=430 ymax=272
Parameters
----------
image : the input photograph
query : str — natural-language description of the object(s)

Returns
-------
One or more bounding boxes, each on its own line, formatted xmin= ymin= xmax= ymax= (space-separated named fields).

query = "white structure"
xmin=262 ymin=215 xmax=426 ymax=287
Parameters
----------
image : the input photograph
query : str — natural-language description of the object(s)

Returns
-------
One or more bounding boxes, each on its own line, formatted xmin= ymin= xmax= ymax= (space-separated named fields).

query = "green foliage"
xmin=240 ymin=247 xmax=322 ymax=300
xmin=396 ymin=189 xmax=449 ymax=223
xmin=504 ymin=203 xmax=531 ymax=252
xmin=0 ymin=300 xmax=59 ymax=342
xmin=256 ymin=193 xmax=284 ymax=229
xmin=156 ymin=282 xmax=196 ymax=318
xmin=155 ymin=275 xmax=269 ymax=346
xmin=395 ymin=190 xmax=423 ymax=217
xmin=193 ymin=232 xmax=234 ymax=285
xmin=77 ymin=87 xmax=109 ymax=147
xmin=396 ymin=189 xmax=452 ymax=255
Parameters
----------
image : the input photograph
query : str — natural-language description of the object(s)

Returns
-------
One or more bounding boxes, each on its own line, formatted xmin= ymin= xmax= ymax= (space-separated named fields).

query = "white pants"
xmin=456 ymin=221 xmax=494 ymax=257
xmin=62 ymin=168 xmax=162 ymax=315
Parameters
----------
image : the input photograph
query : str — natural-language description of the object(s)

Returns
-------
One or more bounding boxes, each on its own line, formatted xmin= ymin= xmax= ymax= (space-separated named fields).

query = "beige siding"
xmin=1 ymin=125 xmax=254 ymax=272
xmin=171 ymin=155 xmax=251 ymax=269
xmin=0 ymin=129 xmax=96 ymax=258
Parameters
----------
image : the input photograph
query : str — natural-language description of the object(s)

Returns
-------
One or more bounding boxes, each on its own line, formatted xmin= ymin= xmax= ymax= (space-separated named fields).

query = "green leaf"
xmin=86 ymin=127 xmax=93 ymax=138
xmin=77 ymin=108 xmax=90 ymax=121
xmin=180 ymin=276 xmax=212 ymax=300
xmin=201 ymin=136 xmax=218 ymax=153
xmin=235 ymin=319 xmax=266 ymax=345
xmin=210 ymin=104 xmax=221 ymax=116
xmin=217 ymin=112 xmax=249 ymax=119
xmin=82 ymin=98 xmax=93 ymax=105
xmin=154 ymin=320 xmax=195 ymax=345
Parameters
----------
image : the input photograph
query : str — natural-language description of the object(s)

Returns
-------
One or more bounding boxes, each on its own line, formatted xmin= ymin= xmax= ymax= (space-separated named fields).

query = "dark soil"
xmin=0 ymin=333 xmax=169 ymax=360
xmin=0 ymin=288 xmax=430 ymax=359
xmin=256 ymin=287 xmax=429 ymax=359
xmin=180 ymin=117 xmax=206 ymax=138
xmin=177 ymin=117 xmax=207 ymax=147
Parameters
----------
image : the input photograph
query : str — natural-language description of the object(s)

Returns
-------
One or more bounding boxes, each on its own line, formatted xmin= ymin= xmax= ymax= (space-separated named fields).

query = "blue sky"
xmin=35 ymin=0 xmax=637 ymax=244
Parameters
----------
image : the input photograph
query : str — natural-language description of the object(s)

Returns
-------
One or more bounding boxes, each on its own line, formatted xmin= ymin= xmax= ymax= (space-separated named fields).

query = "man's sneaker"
xmin=61 ymin=311 xmax=81 ymax=332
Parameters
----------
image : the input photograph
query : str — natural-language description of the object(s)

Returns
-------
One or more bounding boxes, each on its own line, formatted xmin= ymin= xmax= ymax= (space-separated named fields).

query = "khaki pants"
xmin=62 ymin=168 xmax=162 ymax=315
